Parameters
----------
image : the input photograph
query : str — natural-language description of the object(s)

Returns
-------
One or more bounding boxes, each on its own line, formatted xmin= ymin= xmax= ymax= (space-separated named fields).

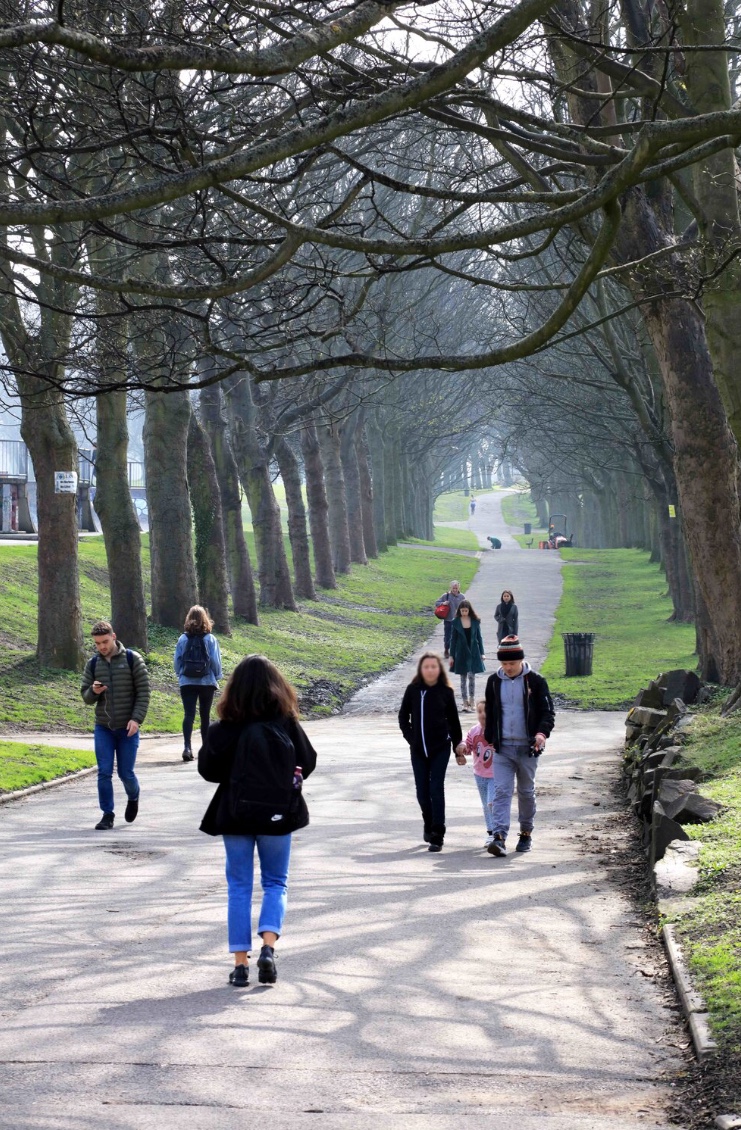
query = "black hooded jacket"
xmin=483 ymin=668 xmax=555 ymax=750
xmin=398 ymin=681 xmax=462 ymax=758
xmin=198 ymin=715 xmax=317 ymax=836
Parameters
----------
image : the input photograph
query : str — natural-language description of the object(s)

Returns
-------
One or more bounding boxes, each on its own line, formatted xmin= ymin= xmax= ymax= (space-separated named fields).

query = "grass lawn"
xmin=433 ymin=491 xmax=470 ymax=523
xmin=500 ymin=492 xmax=549 ymax=547
xmin=541 ymin=548 xmax=697 ymax=709
xmin=411 ymin=528 xmax=480 ymax=551
xmin=0 ymin=536 xmax=479 ymax=733
xmin=663 ymin=711 xmax=741 ymax=1051
xmin=0 ymin=739 xmax=94 ymax=793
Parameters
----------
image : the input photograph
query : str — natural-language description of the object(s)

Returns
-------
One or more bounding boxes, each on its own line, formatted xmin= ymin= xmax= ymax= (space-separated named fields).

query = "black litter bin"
xmin=562 ymin=632 xmax=595 ymax=676
xmin=524 ymin=522 xmax=532 ymax=535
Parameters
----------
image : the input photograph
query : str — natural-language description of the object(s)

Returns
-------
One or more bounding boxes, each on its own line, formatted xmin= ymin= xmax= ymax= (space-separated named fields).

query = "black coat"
xmin=483 ymin=669 xmax=555 ymax=751
xmin=495 ymin=602 xmax=519 ymax=642
xmin=398 ymin=681 xmax=462 ymax=757
xmin=198 ymin=715 xmax=317 ymax=836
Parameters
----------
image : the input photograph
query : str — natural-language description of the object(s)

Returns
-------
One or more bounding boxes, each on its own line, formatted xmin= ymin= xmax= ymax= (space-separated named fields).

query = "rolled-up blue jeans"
xmin=491 ymin=742 xmax=538 ymax=839
xmin=223 ymin=833 xmax=291 ymax=952
xmin=94 ymin=724 xmax=140 ymax=814
xmin=474 ymin=773 xmax=495 ymax=832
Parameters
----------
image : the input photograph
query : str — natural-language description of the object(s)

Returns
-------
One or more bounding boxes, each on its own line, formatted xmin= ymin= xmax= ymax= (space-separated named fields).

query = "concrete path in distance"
xmin=345 ymin=488 xmax=562 ymax=713
xmin=0 ymin=491 xmax=685 ymax=1129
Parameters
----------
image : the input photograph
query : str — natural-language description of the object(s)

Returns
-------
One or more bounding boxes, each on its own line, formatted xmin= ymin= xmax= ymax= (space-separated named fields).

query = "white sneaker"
xmin=484 ymin=833 xmax=495 ymax=849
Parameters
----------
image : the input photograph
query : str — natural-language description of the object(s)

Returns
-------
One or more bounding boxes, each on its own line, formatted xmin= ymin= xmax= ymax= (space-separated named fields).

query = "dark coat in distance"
xmin=495 ymin=601 xmax=519 ymax=642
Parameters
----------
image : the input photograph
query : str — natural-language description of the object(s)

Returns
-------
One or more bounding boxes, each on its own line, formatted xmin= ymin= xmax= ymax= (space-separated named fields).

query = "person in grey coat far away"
xmin=495 ymin=590 xmax=518 ymax=642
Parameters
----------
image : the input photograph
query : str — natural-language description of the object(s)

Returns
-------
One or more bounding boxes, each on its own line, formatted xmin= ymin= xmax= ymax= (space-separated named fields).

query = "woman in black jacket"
xmin=398 ymin=652 xmax=465 ymax=852
xmin=199 ymin=654 xmax=317 ymax=988
xmin=495 ymin=590 xmax=519 ymax=642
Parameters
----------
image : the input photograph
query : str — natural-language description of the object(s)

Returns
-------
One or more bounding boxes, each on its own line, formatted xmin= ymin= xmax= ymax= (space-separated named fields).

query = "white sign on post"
xmin=54 ymin=471 xmax=78 ymax=494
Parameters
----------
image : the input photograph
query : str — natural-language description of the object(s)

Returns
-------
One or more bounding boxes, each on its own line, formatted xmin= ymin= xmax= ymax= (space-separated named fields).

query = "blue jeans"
xmin=94 ymin=724 xmax=140 ymax=815
xmin=443 ymin=620 xmax=454 ymax=651
xmin=474 ymin=773 xmax=495 ymax=833
xmin=491 ymin=742 xmax=538 ymax=839
xmin=223 ymin=834 xmax=292 ymax=952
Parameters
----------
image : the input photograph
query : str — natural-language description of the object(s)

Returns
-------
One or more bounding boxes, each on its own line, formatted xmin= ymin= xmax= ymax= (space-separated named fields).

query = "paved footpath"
xmin=0 ymin=492 xmax=684 ymax=1129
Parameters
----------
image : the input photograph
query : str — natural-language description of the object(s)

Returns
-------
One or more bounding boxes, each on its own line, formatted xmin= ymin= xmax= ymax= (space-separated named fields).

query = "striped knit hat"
xmin=497 ymin=635 xmax=525 ymax=662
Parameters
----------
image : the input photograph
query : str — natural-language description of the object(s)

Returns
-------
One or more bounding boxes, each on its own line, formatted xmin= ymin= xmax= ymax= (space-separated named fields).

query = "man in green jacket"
xmin=80 ymin=620 xmax=151 ymax=830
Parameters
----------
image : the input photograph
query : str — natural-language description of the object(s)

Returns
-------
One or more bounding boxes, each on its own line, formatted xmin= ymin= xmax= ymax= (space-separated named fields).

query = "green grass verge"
xmin=0 ymin=536 xmax=479 ymax=733
xmin=500 ymin=491 xmax=549 ymax=547
xmin=433 ymin=491 xmax=470 ymax=523
xmin=663 ymin=711 xmax=741 ymax=1050
xmin=0 ymin=739 xmax=94 ymax=793
xmin=541 ymin=548 xmax=696 ymax=709
xmin=410 ymin=528 xmax=480 ymax=551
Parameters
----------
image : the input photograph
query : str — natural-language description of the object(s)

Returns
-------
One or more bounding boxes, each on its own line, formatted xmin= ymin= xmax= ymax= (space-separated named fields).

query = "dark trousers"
xmin=410 ymin=746 xmax=451 ymax=843
xmin=180 ymin=685 xmax=216 ymax=750
xmin=443 ymin=620 xmax=454 ymax=651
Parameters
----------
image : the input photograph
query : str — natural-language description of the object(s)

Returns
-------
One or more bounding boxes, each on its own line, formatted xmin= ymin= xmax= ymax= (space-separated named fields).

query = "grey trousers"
xmin=491 ymin=742 xmax=538 ymax=838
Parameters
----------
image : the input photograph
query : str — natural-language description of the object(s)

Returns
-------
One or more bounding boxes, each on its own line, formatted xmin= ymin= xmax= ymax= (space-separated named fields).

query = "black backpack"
xmin=228 ymin=720 xmax=300 ymax=829
xmin=182 ymin=633 xmax=209 ymax=679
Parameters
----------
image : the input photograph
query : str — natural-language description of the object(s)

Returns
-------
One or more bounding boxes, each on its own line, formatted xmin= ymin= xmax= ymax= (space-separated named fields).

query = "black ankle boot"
xmin=257 ymin=944 xmax=277 ymax=984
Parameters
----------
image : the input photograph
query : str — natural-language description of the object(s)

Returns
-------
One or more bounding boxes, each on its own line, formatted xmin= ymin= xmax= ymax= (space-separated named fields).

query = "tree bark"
xmin=199 ymin=381 xmax=258 ymax=624
xmin=339 ymin=414 xmax=368 ymax=565
xmin=85 ymin=232 xmax=148 ymax=651
xmin=300 ymin=423 xmax=336 ymax=589
xmin=224 ymin=375 xmax=296 ymax=610
xmin=187 ymin=412 xmax=231 ymax=634
xmin=318 ymin=421 xmax=352 ymax=573
xmin=356 ymin=420 xmax=378 ymax=558
xmin=274 ymin=434 xmax=316 ymax=599
xmin=20 ymin=391 xmax=85 ymax=668
xmin=366 ymin=414 xmax=388 ymax=553
xmin=143 ymin=387 xmax=198 ymax=628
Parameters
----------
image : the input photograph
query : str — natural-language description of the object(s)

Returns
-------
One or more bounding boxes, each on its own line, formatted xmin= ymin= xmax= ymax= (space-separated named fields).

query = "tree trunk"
xmin=300 ymin=424 xmax=336 ymax=589
xmin=93 ymin=388 xmax=148 ymax=651
xmin=645 ymin=299 xmax=741 ymax=679
xmin=366 ymin=414 xmax=388 ymax=553
xmin=224 ymin=376 xmax=296 ymax=610
xmin=20 ymin=393 xmax=85 ymax=669
xmin=143 ymin=387 xmax=198 ymax=628
xmin=318 ymin=421 xmax=352 ymax=574
xmin=200 ymin=381 xmax=258 ymax=624
xmin=356 ymin=421 xmax=378 ymax=558
xmin=340 ymin=415 xmax=368 ymax=565
xmin=187 ymin=413 xmax=231 ymax=634
xmin=85 ymin=233 xmax=148 ymax=651
xmin=274 ymin=434 xmax=316 ymax=600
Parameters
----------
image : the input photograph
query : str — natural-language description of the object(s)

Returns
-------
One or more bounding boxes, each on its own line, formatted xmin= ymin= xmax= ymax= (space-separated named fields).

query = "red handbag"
xmin=434 ymin=601 xmax=450 ymax=619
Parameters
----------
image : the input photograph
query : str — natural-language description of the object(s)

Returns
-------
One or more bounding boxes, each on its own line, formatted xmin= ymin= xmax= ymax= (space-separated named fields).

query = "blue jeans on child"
xmin=223 ymin=833 xmax=292 ymax=952
xmin=474 ymin=773 xmax=495 ymax=832
xmin=491 ymin=742 xmax=538 ymax=839
xmin=94 ymin=724 xmax=140 ymax=814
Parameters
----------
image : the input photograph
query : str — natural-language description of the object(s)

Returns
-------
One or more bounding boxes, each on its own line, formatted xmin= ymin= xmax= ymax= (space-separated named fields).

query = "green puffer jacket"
xmin=80 ymin=643 xmax=151 ymax=730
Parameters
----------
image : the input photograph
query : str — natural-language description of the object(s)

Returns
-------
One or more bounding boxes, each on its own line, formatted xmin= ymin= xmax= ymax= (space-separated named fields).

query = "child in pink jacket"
xmin=465 ymin=700 xmax=496 ymax=849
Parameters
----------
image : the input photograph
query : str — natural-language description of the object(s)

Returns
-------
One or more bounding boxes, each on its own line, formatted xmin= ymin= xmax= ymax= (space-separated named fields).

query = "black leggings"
xmin=180 ymin=685 xmax=216 ymax=751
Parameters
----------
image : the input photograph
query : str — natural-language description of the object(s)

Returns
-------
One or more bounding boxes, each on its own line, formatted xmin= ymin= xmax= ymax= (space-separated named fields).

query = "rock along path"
xmin=0 ymin=491 xmax=685 ymax=1129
